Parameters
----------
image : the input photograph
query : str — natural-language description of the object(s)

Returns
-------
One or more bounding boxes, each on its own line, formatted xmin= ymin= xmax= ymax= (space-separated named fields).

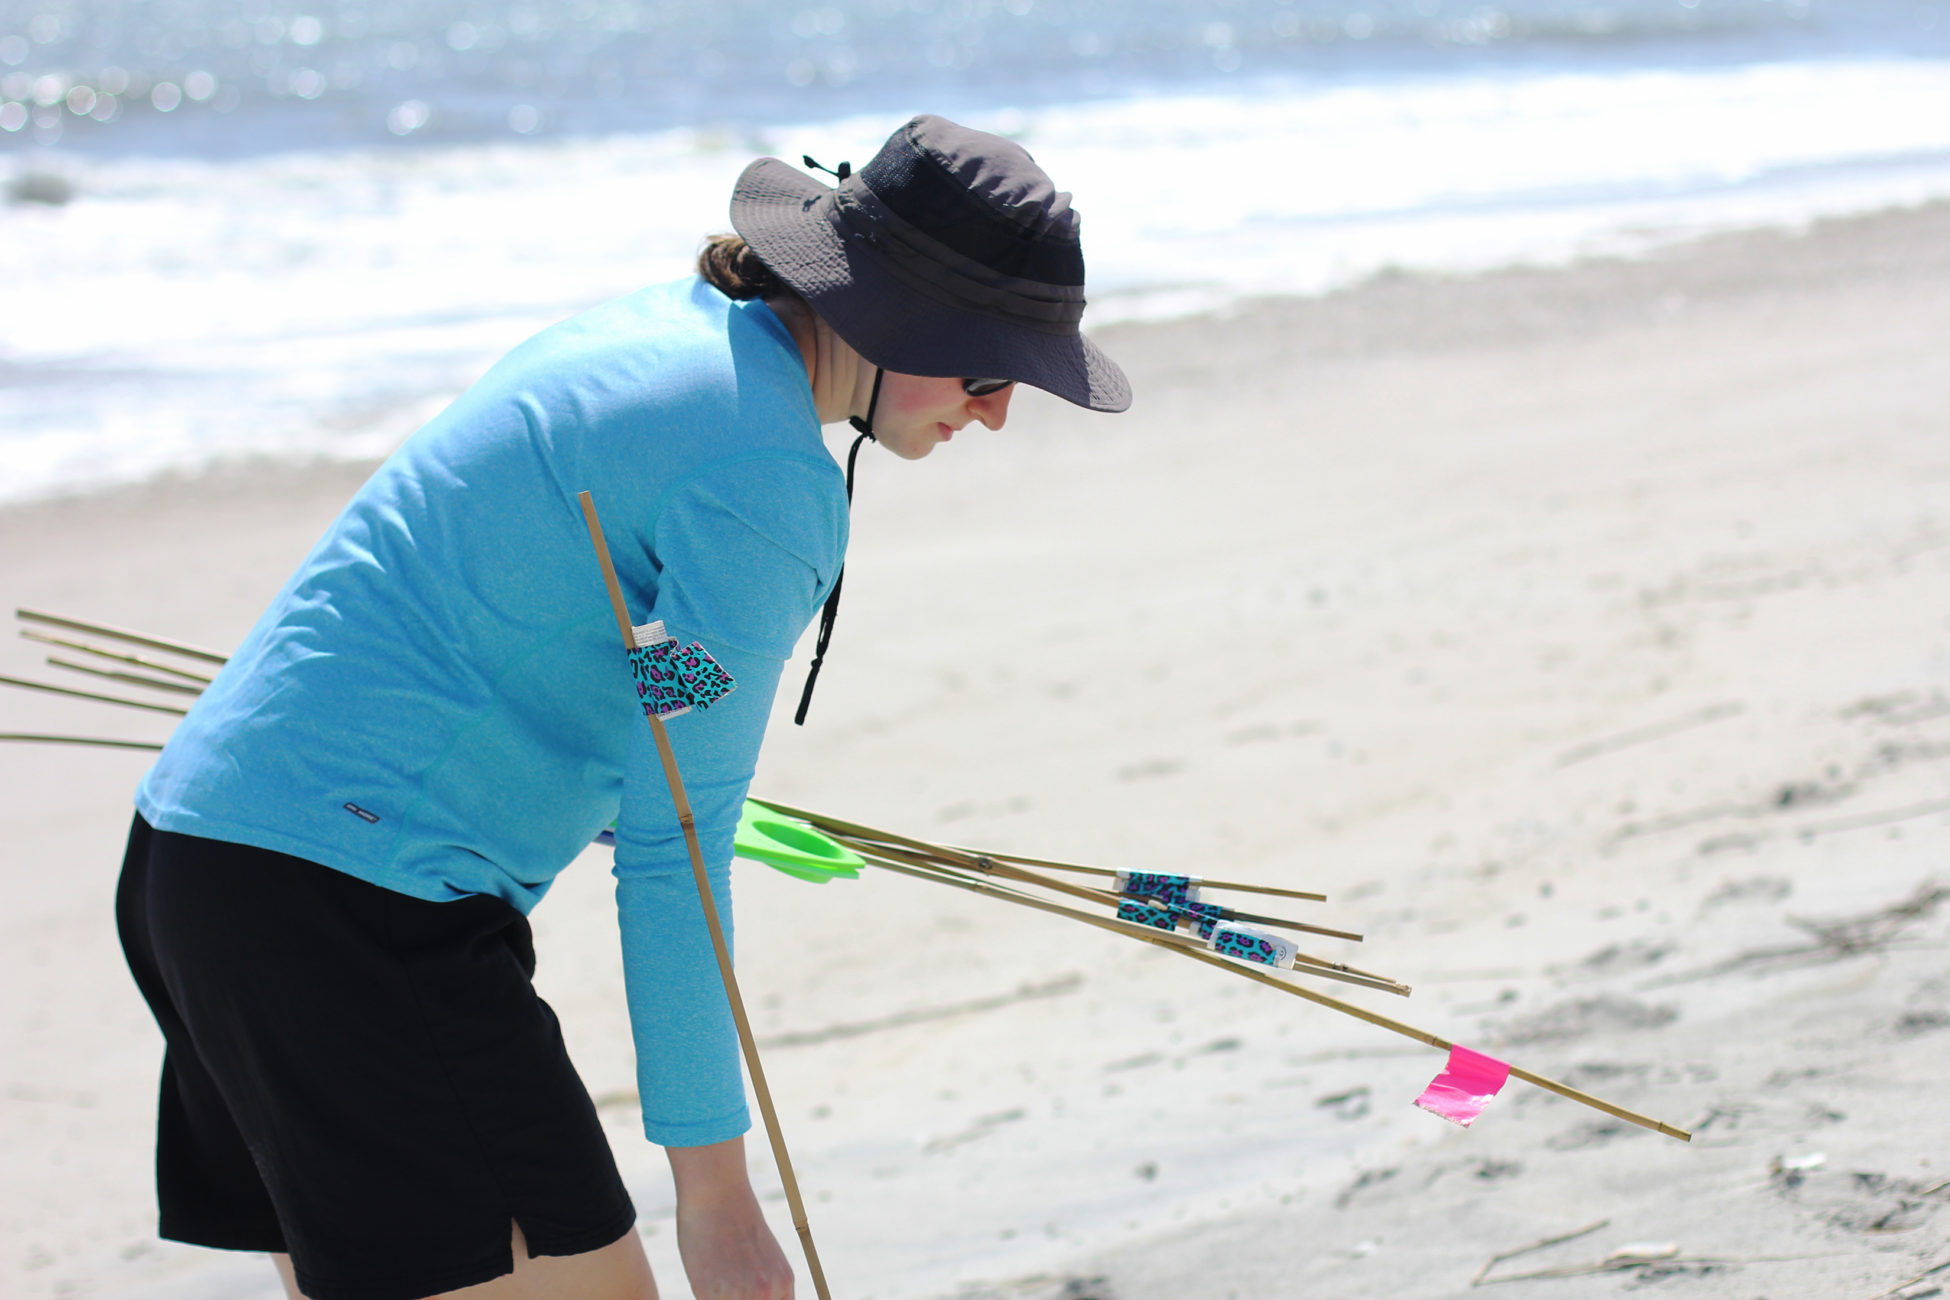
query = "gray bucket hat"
xmin=730 ymin=114 xmax=1131 ymax=413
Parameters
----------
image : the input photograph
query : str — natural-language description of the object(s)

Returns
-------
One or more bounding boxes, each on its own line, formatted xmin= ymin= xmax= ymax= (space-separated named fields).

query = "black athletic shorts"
xmin=115 ymin=812 xmax=635 ymax=1300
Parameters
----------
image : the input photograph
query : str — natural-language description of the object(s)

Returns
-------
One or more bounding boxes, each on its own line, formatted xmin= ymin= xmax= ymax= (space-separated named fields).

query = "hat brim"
xmin=730 ymin=157 xmax=1131 ymax=414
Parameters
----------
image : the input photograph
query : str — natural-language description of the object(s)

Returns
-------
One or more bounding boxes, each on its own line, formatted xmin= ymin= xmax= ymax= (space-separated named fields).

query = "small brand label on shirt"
xmin=343 ymin=802 xmax=381 ymax=824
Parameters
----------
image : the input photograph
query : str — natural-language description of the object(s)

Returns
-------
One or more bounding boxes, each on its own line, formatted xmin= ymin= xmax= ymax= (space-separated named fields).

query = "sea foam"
xmin=3 ymin=60 xmax=1949 ymax=502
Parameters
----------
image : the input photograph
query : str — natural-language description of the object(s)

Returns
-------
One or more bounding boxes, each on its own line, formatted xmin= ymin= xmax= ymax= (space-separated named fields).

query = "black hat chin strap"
xmin=847 ymin=364 xmax=883 ymax=440
xmin=795 ymin=367 xmax=881 ymax=725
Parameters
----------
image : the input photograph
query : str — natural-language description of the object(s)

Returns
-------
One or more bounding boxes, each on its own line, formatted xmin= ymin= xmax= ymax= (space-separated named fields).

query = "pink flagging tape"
xmin=1414 ymin=1044 xmax=1512 ymax=1128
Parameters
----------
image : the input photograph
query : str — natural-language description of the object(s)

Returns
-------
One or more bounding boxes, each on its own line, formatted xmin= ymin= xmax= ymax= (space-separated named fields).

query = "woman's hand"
xmin=668 ymin=1137 xmax=795 ymax=1300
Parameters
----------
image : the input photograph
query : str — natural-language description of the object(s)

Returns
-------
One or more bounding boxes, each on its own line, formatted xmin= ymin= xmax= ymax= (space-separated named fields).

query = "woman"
xmin=117 ymin=114 xmax=1129 ymax=1300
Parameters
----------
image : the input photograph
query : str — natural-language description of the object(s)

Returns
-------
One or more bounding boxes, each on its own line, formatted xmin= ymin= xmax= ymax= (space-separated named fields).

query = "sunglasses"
xmin=961 ymin=377 xmax=1014 ymax=397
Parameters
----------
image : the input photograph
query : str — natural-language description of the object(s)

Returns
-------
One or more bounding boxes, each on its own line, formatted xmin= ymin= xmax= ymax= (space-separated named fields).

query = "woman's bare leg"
xmin=269 ymin=1222 xmax=658 ymax=1300
xmin=271 ymin=1252 xmax=305 ymax=1299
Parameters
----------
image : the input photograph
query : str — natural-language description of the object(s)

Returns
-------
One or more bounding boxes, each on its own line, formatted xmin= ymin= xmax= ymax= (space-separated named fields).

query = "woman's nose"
xmin=971 ymin=383 xmax=1015 ymax=431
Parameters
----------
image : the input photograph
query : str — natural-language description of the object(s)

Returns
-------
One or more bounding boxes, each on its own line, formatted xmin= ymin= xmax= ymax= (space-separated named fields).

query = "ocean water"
xmin=3 ymin=0 xmax=1949 ymax=501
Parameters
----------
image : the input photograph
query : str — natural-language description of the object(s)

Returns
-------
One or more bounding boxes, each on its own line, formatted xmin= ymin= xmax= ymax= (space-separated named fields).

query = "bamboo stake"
xmin=759 ymin=798 xmax=1331 ymax=904
xmin=830 ymin=830 xmax=1380 ymax=962
xmin=46 ymin=656 xmax=206 ymax=696
xmin=957 ymin=846 xmax=1330 ymax=904
xmin=873 ymin=838 xmax=1128 ymax=910
xmin=16 ymin=608 xmax=227 ymax=664
xmin=0 ymin=673 xmax=189 ymax=716
xmin=752 ymin=799 xmax=1365 ymax=939
xmin=0 ymin=732 xmax=163 ymax=751
xmin=21 ymin=628 xmax=215 ymax=683
xmin=848 ymin=834 xmax=1364 ymax=941
xmin=1218 ymin=904 xmax=1363 ymax=943
xmin=577 ymin=492 xmax=833 ymax=1300
xmin=846 ymin=841 xmax=1410 ymax=996
xmin=856 ymin=848 xmax=1219 ymax=955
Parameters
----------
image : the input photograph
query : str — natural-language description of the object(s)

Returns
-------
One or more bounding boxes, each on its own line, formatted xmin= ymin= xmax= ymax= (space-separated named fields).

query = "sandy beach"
xmin=4 ymin=200 xmax=1949 ymax=1300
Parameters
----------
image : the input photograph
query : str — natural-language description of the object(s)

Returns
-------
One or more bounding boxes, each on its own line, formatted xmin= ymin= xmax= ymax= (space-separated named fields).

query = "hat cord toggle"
xmin=801 ymin=154 xmax=851 ymax=182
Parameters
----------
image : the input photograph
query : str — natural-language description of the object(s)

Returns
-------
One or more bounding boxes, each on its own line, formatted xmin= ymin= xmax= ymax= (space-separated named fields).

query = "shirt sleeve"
xmin=609 ymin=455 xmax=845 ymax=1146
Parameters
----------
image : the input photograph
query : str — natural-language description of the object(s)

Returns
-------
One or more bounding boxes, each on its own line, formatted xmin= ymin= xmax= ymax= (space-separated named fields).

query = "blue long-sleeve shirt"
xmin=136 ymin=278 xmax=849 ymax=1146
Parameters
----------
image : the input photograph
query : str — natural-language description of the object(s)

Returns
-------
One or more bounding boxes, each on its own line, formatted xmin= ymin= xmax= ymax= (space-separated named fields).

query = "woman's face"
xmin=869 ymin=373 xmax=1015 ymax=460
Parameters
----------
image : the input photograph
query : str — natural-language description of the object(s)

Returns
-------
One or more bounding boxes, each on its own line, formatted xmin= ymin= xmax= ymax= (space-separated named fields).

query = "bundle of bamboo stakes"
xmin=2 ymin=608 xmax=212 ymax=737
xmin=746 ymin=796 xmax=1412 ymax=995
xmin=1 ymin=605 xmax=1692 ymax=1143
xmin=739 ymin=798 xmax=1691 ymax=1141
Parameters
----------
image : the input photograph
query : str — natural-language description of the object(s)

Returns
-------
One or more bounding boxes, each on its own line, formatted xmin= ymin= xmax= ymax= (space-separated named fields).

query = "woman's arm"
xmin=612 ymin=459 xmax=845 ymax=1145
